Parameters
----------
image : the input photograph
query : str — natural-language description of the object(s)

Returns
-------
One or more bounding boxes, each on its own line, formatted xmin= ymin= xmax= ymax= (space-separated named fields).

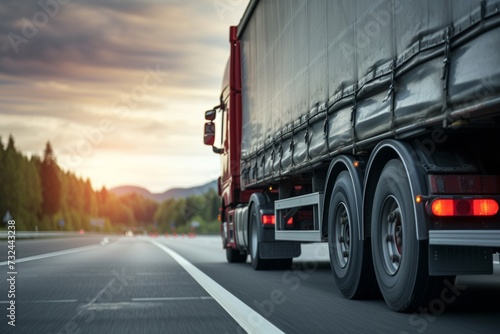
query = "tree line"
xmin=0 ymin=135 xmax=220 ymax=233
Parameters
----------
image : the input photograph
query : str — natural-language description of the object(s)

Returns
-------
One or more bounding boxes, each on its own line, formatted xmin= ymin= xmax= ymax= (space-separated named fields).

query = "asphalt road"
xmin=1 ymin=234 xmax=499 ymax=334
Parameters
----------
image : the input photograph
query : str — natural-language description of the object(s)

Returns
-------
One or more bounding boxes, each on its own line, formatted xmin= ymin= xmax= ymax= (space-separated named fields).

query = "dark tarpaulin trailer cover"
xmin=238 ymin=0 xmax=500 ymax=189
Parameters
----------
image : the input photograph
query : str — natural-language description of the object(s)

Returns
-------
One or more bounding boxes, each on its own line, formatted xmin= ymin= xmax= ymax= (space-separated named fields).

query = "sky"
xmin=0 ymin=0 xmax=249 ymax=193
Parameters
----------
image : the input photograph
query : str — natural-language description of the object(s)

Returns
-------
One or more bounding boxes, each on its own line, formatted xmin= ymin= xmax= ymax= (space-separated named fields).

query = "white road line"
xmin=132 ymin=297 xmax=213 ymax=302
xmin=32 ymin=299 xmax=78 ymax=303
xmin=0 ymin=300 xmax=78 ymax=303
xmin=148 ymin=239 xmax=285 ymax=334
xmin=0 ymin=244 xmax=102 ymax=266
xmin=0 ymin=298 xmax=214 ymax=304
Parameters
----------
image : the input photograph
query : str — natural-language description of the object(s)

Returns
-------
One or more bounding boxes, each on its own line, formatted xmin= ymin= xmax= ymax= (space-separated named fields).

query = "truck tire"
xmin=249 ymin=204 xmax=273 ymax=270
xmin=226 ymin=247 xmax=247 ymax=263
xmin=329 ymin=171 xmax=376 ymax=299
xmin=371 ymin=159 xmax=431 ymax=312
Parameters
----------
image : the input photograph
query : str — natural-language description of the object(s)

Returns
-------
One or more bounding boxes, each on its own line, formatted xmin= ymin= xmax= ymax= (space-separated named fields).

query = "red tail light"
xmin=431 ymin=199 xmax=499 ymax=217
xmin=431 ymin=199 xmax=454 ymax=216
xmin=262 ymin=215 xmax=294 ymax=226
xmin=473 ymin=199 xmax=499 ymax=216
xmin=262 ymin=214 xmax=275 ymax=225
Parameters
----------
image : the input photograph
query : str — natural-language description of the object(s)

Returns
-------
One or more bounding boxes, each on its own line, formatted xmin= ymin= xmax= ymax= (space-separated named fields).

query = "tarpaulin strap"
xmin=260 ymin=152 xmax=266 ymax=179
xmin=304 ymin=117 xmax=310 ymax=144
xmin=278 ymin=135 xmax=283 ymax=172
xmin=383 ymin=58 xmax=397 ymax=103
xmin=323 ymin=112 xmax=329 ymax=139
xmin=270 ymin=148 xmax=275 ymax=173
xmin=324 ymin=84 xmax=340 ymax=142
xmin=243 ymin=168 xmax=249 ymax=185
xmin=386 ymin=58 xmax=398 ymax=136
xmin=351 ymin=84 xmax=358 ymax=155
xmin=305 ymin=114 xmax=311 ymax=160
xmin=442 ymin=24 xmax=454 ymax=127
xmin=441 ymin=25 xmax=453 ymax=86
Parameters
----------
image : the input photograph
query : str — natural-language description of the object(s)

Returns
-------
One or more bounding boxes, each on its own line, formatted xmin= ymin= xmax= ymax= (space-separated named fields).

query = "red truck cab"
xmin=203 ymin=26 xmax=253 ymax=252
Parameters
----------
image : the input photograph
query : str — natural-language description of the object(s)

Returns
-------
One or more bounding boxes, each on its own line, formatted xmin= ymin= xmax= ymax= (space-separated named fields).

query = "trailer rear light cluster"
xmin=430 ymin=198 xmax=499 ymax=217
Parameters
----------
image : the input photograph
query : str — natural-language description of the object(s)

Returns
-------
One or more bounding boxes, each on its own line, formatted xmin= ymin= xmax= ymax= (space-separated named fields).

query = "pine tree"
xmin=40 ymin=142 xmax=61 ymax=216
xmin=0 ymin=137 xmax=4 ymax=221
xmin=83 ymin=178 xmax=97 ymax=216
xmin=1 ymin=135 xmax=22 ymax=224
xmin=24 ymin=156 xmax=42 ymax=229
xmin=6 ymin=135 xmax=15 ymax=151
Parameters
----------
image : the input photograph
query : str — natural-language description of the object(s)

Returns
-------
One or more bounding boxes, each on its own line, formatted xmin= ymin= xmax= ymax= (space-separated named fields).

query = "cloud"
xmin=0 ymin=0 xmax=249 ymax=191
xmin=0 ymin=0 xmax=230 ymax=77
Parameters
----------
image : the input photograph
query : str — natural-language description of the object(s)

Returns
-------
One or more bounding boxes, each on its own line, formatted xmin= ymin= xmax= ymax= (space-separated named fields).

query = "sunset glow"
xmin=0 ymin=0 xmax=249 ymax=192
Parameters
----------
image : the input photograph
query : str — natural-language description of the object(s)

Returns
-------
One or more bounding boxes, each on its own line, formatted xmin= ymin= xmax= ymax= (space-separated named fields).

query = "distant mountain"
xmin=110 ymin=180 xmax=217 ymax=202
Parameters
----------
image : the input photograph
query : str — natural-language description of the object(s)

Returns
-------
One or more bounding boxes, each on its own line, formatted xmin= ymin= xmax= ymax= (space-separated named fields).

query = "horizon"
xmin=1 ymin=134 xmax=217 ymax=194
xmin=109 ymin=178 xmax=217 ymax=194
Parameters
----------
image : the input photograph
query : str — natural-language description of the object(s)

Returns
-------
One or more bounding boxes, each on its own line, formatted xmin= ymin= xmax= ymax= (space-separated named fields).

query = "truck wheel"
xmin=371 ymin=159 xmax=429 ymax=312
xmin=226 ymin=247 xmax=247 ymax=263
xmin=249 ymin=204 xmax=273 ymax=270
xmin=329 ymin=171 xmax=376 ymax=299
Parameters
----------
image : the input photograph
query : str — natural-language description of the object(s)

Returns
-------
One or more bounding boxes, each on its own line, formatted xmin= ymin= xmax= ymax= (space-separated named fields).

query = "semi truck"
xmin=203 ymin=0 xmax=500 ymax=312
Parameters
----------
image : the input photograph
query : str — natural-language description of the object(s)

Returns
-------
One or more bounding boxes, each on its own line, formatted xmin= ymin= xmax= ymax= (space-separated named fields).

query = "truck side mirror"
xmin=203 ymin=122 xmax=216 ymax=146
xmin=205 ymin=109 xmax=216 ymax=121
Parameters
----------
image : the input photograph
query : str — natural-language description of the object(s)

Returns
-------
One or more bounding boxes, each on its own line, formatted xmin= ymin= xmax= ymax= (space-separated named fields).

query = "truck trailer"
xmin=203 ymin=0 xmax=500 ymax=312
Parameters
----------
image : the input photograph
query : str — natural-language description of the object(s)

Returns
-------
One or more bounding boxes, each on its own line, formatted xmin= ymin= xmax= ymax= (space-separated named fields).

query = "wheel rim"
xmin=334 ymin=202 xmax=350 ymax=269
xmin=380 ymin=195 xmax=403 ymax=276
xmin=251 ymin=215 xmax=258 ymax=260
xmin=221 ymin=223 xmax=227 ymax=248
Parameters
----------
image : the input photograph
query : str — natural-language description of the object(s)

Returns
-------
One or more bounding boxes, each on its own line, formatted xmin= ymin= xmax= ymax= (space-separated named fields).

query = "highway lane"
xmin=1 ymin=235 xmax=499 ymax=333
xmin=0 ymin=235 xmax=245 ymax=334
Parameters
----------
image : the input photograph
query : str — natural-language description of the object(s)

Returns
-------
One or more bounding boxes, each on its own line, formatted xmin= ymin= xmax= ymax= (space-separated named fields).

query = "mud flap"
xmin=429 ymin=245 xmax=493 ymax=276
xmin=259 ymin=242 xmax=301 ymax=259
